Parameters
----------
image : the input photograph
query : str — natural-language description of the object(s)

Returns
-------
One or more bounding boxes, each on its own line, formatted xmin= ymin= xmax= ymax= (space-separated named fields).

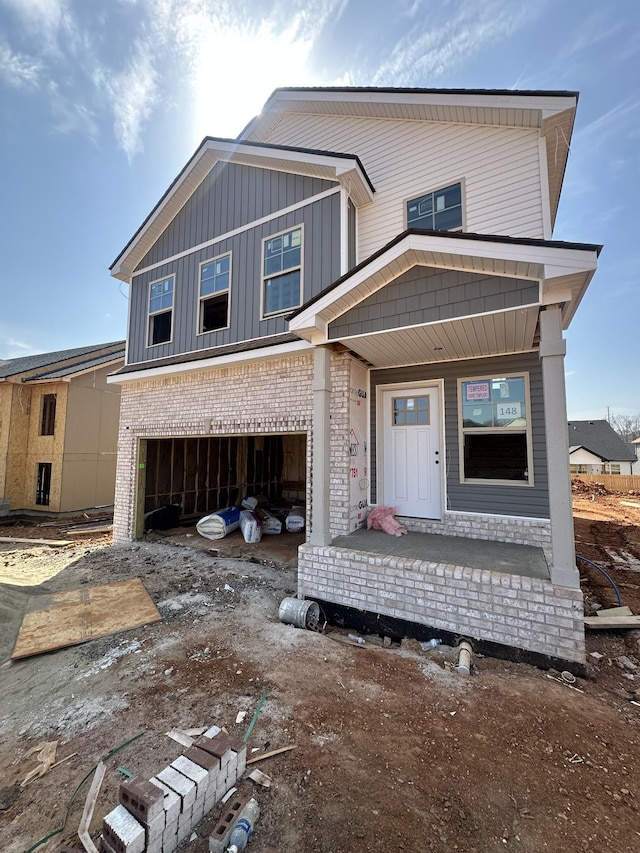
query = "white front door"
xmin=381 ymin=385 xmax=442 ymax=519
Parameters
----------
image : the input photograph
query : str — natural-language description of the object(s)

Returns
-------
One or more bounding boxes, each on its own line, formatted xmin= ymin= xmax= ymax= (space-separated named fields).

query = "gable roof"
xmin=287 ymin=227 xmax=600 ymax=350
xmin=567 ymin=420 xmax=636 ymax=463
xmin=109 ymin=137 xmax=375 ymax=282
xmin=0 ymin=341 xmax=125 ymax=381
xmin=241 ymin=87 xmax=578 ymax=230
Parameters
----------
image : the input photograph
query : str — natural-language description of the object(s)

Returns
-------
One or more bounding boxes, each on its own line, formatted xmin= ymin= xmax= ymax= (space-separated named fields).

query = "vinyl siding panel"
xmin=262 ymin=114 xmax=545 ymax=261
xmin=348 ymin=199 xmax=356 ymax=270
xmin=127 ymin=192 xmax=341 ymax=364
xmin=329 ymin=269 xmax=538 ymax=338
xmin=370 ymin=352 xmax=549 ymax=519
xmin=137 ymin=163 xmax=336 ymax=269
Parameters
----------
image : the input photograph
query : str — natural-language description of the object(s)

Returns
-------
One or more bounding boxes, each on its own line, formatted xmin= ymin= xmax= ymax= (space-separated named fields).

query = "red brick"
xmin=194 ymin=732 xmax=244 ymax=759
xmin=119 ymin=776 xmax=164 ymax=824
xmin=183 ymin=745 xmax=221 ymax=772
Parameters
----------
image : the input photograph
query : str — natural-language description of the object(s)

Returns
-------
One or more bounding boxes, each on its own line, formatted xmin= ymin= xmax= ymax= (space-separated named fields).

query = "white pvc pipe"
xmin=457 ymin=641 xmax=473 ymax=675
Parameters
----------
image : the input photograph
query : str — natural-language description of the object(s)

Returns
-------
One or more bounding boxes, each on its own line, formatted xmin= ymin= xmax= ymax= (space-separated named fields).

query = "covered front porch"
xmin=332 ymin=526 xmax=550 ymax=578
xmin=298 ymin=527 xmax=585 ymax=664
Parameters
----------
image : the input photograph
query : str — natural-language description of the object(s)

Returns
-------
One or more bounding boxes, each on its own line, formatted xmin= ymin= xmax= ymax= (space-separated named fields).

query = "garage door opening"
xmin=138 ymin=433 xmax=306 ymax=534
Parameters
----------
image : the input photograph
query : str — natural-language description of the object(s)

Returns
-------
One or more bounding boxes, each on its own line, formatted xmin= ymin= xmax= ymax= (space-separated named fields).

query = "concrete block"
xmin=184 ymin=745 xmax=221 ymax=775
xmin=144 ymin=832 xmax=163 ymax=853
xmin=99 ymin=835 xmax=118 ymax=853
xmin=236 ymin=748 xmax=246 ymax=777
xmin=102 ymin=804 xmax=146 ymax=853
xmin=203 ymin=724 xmax=222 ymax=739
xmin=192 ymin=795 xmax=205 ymax=824
xmin=177 ymin=805 xmax=193 ymax=844
xmin=209 ymin=797 xmax=246 ymax=853
xmin=119 ymin=776 xmax=165 ymax=825
xmin=156 ymin=766 xmax=197 ymax=811
xmin=149 ymin=777 xmax=181 ymax=824
xmin=194 ymin=732 xmax=244 ymax=762
xmin=162 ymin=817 xmax=178 ymax=853
xmin=171 ymin=755 xmax=209 ymax=797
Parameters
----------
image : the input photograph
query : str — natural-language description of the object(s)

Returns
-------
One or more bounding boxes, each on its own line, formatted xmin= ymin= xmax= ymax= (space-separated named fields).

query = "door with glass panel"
xmin=381 ymin=386 xmax=441 ymax=519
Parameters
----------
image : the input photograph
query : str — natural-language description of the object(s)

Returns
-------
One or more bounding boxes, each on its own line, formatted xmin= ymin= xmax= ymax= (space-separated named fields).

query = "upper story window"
xmin=262 ymin=226 xmax=302 ymax=317
xmin=199 ymin=253 xmax=231 ymax=333
xmin=407 ymin=183 xmax=462 ymax=232
xmin=40 ymin=394 xmax=56 ymax=436
xmin=458 ymin=373 xmax=533 ymax=485
xmin=148 ymin=276 xmax=174 ymax=346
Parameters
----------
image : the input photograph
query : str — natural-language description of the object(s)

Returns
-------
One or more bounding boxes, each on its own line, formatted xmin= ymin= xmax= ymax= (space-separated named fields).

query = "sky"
xmin=0 ymin=0 xmax=638 ymax=421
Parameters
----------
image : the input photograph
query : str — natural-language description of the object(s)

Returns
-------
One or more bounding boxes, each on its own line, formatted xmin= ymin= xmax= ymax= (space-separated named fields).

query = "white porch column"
xmin=310 ymin=346 xmax=332 ymax=546
xmin=539 ymin=305 xmax=579 ymax=588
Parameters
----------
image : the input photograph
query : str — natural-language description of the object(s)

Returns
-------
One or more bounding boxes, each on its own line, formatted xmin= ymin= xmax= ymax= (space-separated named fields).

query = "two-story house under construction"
xmin=109 ymin=88 xmax=600 ymax=665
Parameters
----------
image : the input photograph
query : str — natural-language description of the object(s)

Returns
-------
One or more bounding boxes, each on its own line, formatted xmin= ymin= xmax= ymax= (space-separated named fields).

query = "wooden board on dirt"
xmin=11 ymin=578 xmax=161 ymax=660
xmin=0 ymin=537 xmax=72 ymax=547
xmin=66 ymin=525 xmax=113 ymax=536
xmin=585 ymin=615 xmax=640 ymax=630
xmin=596 ymin=605 xmax=633 ymax=617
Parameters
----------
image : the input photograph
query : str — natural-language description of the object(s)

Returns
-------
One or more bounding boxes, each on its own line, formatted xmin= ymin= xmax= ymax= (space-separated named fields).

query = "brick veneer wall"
xmin=402 ymin=513 xmax=553 ymax=563
xmin=113 ymin=351 xmax=354 ymax=543
xmin=298 ymin=543 xmax=585 ymax=663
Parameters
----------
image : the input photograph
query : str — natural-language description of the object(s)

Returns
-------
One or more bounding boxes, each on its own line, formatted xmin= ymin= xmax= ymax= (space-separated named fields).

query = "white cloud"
xmin=0 ymin=40 xmax=42 ymax=87
xmin=370 ymin=0 xmax=537 ymax=85
xmin=0 ymin=331 xmax=37 ymax=359
xmin=574 ymin=98 xmax=640 ymax=151
xmin=1 ymin=0 xmax=66 ymax=32
xmin=96 ymin=43 xmax=159 ymax=161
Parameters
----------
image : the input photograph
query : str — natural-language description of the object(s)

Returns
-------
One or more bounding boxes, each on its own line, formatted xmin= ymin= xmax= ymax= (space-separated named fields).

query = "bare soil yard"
xmin=1 ymin=481 xmax=640 ymax=853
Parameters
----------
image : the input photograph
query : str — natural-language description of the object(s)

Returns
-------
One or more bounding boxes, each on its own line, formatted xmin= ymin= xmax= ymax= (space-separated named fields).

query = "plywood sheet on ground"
xmin=11 ymin=578 xmax=161 ymax=660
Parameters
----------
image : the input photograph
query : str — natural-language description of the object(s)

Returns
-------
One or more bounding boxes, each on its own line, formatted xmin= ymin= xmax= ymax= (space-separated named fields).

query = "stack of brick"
xmin=100 ymin=726 xmax=247 ymax=853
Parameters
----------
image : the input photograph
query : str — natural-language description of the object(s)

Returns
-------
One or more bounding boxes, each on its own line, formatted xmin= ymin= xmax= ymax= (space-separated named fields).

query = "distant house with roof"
xmin=568 ymin=420 xmax=636 ymax=475
xmin=0 ymin=341 xmax=125 ymax=515
xmin=631 ymin=437 xmax=640 ymax=476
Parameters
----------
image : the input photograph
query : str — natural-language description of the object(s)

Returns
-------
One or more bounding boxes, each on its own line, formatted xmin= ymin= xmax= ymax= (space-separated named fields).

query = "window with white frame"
xmin=199 ymin=254 xmax=230 ymax=333
xmin=262 ymin=227 xmax=302 ymax=316
xmin=407 ymin=183 xmax=462 ymax=231
xmin=148 ymin=276 xmax=174 ymax=345
xmin=459 ymin=373 xmax=533 ymax=484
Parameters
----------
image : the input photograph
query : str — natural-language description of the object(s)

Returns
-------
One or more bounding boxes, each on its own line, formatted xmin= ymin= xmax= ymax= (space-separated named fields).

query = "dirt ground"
xmin=1 ymin=481 xmax=640 ymax=853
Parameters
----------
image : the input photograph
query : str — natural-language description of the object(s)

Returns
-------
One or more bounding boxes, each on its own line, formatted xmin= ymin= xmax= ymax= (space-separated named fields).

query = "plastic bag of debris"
xmin=196 ymin=507 xmax=241 ymax=540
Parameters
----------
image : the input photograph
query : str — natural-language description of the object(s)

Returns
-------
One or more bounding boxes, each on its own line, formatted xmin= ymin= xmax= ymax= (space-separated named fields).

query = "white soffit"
xmin=243 ymin=90 xmax=578 ymax=138
xmin=336 ymin=307 xmax=540 ymax=368
xmin=110 ymin=139 xmax=373 ymax=281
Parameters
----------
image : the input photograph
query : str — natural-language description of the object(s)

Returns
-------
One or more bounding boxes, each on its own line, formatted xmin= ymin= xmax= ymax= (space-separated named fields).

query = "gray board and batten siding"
xmin=128 ymin=164 xmax=342 ymax=364
xmin=329 ymin=268 xmax=539 ymax=339
xmin=370 ymin=352 xmax=550 ymax=519
xmin=137 ymin=163 xmax=338 ymax=269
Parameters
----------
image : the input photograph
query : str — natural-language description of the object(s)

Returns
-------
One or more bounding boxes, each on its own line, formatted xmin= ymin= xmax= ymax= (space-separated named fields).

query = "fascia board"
xmin=253 ymin=89 xmax=578 ymax=129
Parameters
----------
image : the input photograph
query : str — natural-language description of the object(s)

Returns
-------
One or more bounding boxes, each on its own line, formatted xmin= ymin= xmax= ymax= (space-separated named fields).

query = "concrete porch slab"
xmin=331 ymin=527 xmax=550 ymax=580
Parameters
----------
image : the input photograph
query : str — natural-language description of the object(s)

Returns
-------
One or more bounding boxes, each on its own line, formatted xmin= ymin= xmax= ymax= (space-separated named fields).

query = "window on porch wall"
xmin=458 ymin=373 xmax=533 ymax=485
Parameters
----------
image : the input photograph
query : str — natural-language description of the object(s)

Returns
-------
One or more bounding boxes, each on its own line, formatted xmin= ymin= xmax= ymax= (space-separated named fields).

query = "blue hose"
xmin=576 ymin=554 xmax=623 ymax=606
